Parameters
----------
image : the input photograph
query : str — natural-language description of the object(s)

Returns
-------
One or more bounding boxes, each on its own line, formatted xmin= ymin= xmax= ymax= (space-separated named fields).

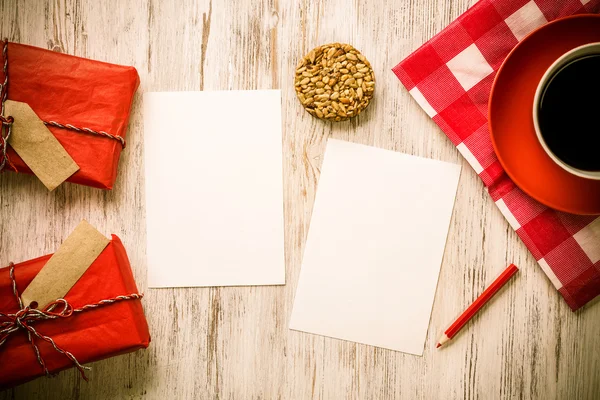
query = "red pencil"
xmin=436 ymin=263 xmax=519 ymax=348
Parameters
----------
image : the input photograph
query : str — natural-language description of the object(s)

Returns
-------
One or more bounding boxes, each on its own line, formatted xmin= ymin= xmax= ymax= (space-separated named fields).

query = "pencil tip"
xmin=436 ymin=343 xmax=441 ymax=348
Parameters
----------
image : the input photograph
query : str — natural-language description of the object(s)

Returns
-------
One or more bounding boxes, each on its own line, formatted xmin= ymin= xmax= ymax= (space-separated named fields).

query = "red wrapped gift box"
xmin=0 ymin=235 xmax=150 ymax=388
xmin=1 ymin=41 xmax=139 ymax=189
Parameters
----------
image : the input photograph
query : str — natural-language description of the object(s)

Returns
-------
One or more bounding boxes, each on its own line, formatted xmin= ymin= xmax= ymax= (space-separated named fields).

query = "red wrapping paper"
xmin=1 ymin=41 xmax=139 ymax=189
xmin=0 ymin=235 xmax=150 ymax=388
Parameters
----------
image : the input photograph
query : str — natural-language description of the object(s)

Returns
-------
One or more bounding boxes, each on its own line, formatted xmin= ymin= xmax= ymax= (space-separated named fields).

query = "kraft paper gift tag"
xmin=4 ymin=100 xmax=79 ymax=191
xmin=20 ymin=220 xmax=110 ymax=309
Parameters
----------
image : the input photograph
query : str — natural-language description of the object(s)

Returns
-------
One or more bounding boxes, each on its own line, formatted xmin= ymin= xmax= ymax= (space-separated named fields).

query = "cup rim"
xmin=532 ymin=42 xmax=600 ymax=181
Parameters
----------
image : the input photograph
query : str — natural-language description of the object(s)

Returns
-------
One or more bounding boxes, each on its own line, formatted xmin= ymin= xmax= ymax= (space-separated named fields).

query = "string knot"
xmin=2 ymin=300 xmax=73 ymax=334
xmin=0 ymin=114 xmax=16 ymax=173
xmin=0 ymin=115 xmax=13 ymax=124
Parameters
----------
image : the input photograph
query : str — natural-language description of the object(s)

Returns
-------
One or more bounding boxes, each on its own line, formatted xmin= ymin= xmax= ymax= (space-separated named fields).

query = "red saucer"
xmin=489 ymin=14 xmax=600 ymax=215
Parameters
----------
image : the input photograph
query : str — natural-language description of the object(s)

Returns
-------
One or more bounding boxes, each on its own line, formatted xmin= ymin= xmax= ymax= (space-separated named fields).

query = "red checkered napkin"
xmin=393 ymin=0 xmax=600 ymax=311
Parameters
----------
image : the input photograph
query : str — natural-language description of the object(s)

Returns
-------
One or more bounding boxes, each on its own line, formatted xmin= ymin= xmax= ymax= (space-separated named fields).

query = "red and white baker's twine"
xmin=0 ymin=263 xmax=143 ymax=381
xmin=0 ymin=39 xmax=126 ymax=173
xmin=0 ymin=41 xmax=13 ymax=172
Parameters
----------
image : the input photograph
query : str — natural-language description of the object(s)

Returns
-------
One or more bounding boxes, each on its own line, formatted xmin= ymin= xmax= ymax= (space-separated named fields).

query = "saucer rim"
xmin=488 ymin=14 xmax=600 ymax=216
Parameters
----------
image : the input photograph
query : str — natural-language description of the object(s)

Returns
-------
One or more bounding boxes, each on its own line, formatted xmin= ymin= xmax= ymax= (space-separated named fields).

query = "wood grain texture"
xmin=1 ymin=0 xmax=599 ymax=399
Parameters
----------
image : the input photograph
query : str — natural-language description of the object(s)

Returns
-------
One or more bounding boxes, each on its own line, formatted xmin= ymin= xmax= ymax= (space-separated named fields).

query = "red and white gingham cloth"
xmin=393 ymin=0 xmax=600 ymax=311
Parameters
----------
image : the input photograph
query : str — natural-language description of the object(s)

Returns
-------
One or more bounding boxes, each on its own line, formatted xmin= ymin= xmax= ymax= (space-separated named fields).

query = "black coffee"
xmin=538 ymin=54 xmax=600 ymax=172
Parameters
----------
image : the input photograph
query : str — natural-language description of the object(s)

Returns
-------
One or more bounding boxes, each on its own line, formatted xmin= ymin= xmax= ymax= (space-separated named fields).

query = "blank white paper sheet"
xmin=289 ymin=139 xmax=461 ymax=355
xmin=144 ymin=90 xmax=285 ymax=288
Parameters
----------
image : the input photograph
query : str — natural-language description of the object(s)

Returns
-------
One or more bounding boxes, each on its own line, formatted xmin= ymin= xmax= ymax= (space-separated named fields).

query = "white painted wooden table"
xmin=1 ymin=0 xmax=599 ymax=399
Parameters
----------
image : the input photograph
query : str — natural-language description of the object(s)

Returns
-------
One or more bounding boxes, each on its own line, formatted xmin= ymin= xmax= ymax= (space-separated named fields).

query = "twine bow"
xmin=0 ymin=39 xmax=126 ymax=174
xmin=0 ymin=263 xmax=143 ymax=381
